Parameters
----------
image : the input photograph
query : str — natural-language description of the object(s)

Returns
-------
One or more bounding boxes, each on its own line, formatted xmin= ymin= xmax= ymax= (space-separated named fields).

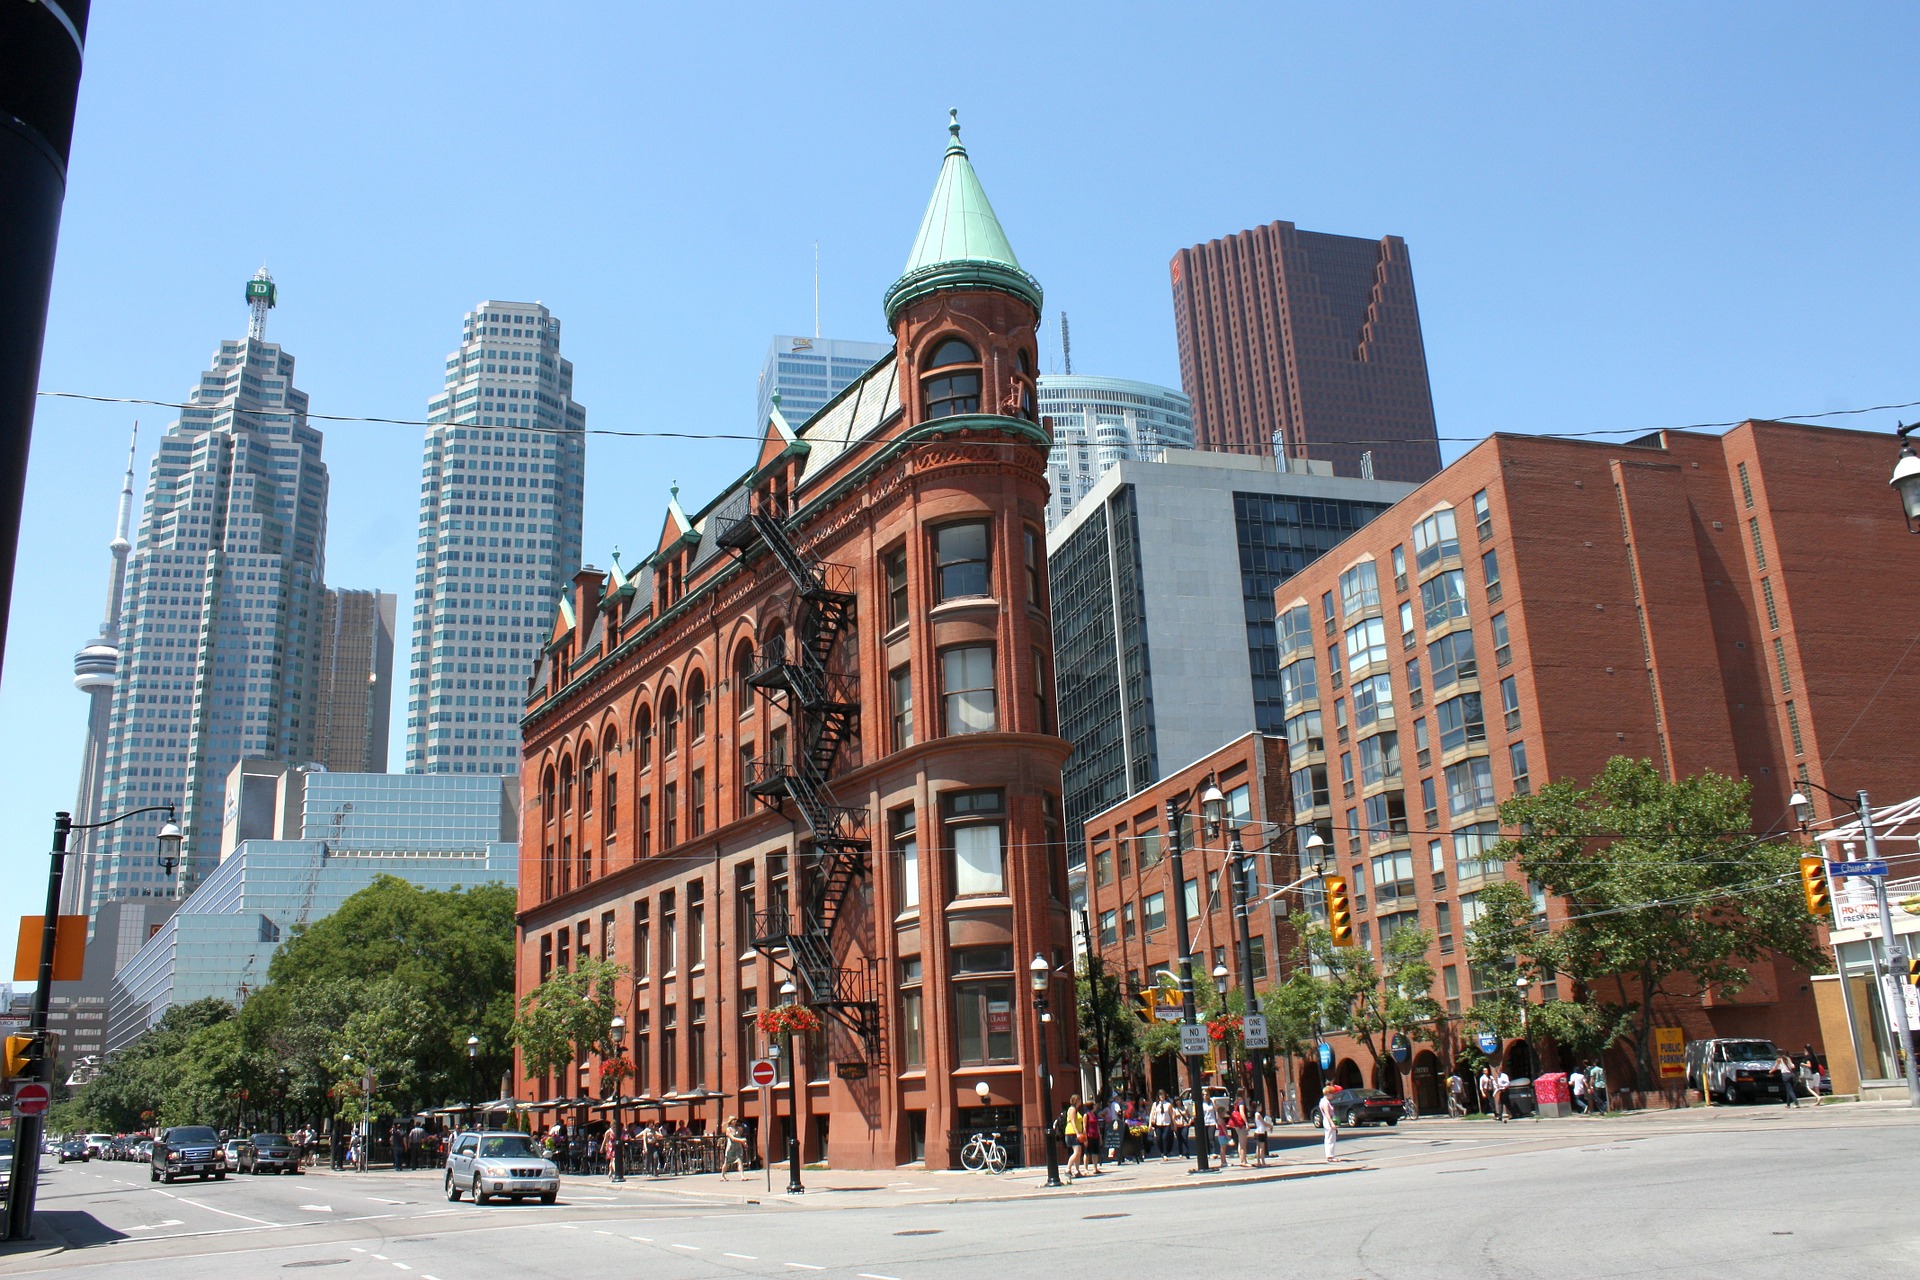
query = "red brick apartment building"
xmin=1257 ymin=420 xmax=1920 ymax=1099
xmin=515 ymin=120 xmax=1077 ymax=1169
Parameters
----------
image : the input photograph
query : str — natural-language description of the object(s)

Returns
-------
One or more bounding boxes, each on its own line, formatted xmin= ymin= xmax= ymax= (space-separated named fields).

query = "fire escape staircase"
xmin=717 ymin=508 xmax=882 ymax=1066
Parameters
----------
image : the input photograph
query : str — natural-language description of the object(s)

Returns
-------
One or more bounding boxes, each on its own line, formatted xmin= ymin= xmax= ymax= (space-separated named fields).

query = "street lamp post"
xmin=1165 ymin=795 xmax=1212 ymax=1173
xmin=466 ymin=1034 xmax=480 ymax=1120
xmin=1891 ymin=424 xmax=1920 ymax=533
xmin=1029 ymin=953 xmax=1062 ymax=1187
xmin=1224 ymin=834 xmax=1270 ymax=1117
xmin=3 ymin=805 xmax=179 ymax=1243
xmin=608 ymin=1015 xmax=626 ymax=1182
xmin=1791 ymin=779 xmax=1920 ymax=1108
xmin=1514 ymin=975 xmax=1540 ymax=1117
xmin=779 ymin=979 xmax=804 ymax=1194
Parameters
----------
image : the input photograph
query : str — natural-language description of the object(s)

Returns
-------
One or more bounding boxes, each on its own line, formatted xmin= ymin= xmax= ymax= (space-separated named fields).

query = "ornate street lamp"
xmin=779 ymin=978 xmax=803 ymax=1194
xmin=608 ymin=1016 xmax=627 ymax=1182
xmin=1029 ymin=952 xmax=1061 ymax=1187
xmin=1892 ymin=424 xmax=1920 ymax=533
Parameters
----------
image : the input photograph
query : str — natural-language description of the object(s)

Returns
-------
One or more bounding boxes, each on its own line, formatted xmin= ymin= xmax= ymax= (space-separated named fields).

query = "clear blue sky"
xmin=4 ymin=3 xmax=1916 ymax=969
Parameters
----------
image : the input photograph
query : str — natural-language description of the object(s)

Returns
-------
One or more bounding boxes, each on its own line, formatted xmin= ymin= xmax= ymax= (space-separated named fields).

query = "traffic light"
xmin=3 ymin=1034 xmax=34 ymax=1080
xmin=1135 ymin=989 xmax=1156 ymax=1022
xmin=1799 ymin=855 xmax=1832 ymax=920
xmin=1907 ymin=957 xmax=1920 ymax=989
xmin=1324 ymin=875 xmax=1354 ymax=946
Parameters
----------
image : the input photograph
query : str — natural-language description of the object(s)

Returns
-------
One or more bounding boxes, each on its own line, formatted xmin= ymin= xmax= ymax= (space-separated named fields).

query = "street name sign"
xmin=749 ymin=1059 xmax=777 ymax=1087
xmin=12 ymin=1081 xmax=49 ymax=1116
xmin=1179 ymin=1024 xmax=1208 ymax=1055
xmin=1830 ymin=860 xmax=1888 ymax=877
xmin=1241 ymin=1014 xmax=1269 ymax=1050
xmin=1475 ymin=1030 xmax=1499 ymax=1054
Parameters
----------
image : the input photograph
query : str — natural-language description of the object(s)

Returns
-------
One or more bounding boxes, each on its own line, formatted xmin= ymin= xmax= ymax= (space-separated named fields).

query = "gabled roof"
xmin=883 ymin=111 xmax=1042 ymax=323
xmin=654 ymin=486 xmax=698 ymax=557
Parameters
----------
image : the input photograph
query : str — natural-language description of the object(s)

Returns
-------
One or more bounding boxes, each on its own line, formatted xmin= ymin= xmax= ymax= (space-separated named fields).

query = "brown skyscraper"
xmin=1172 ymin=221 xmax=1443 ymax=483
xmin=314 ymin=588 xmax=396 ymax=772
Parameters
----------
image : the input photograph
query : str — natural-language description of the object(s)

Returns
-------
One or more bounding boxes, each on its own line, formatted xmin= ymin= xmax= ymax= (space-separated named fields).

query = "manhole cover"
xmin=895 ymin=1229 xmax=941 ymax=1236
xmin=1083 ymin=1213 xmax=1130 ymax=1220
xmin=283 ymin=1262 xmax=351 ymax=1270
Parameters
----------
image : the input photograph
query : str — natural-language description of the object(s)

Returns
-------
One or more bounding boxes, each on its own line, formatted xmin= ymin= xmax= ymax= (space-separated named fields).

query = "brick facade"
xmin=515 ymin=130 xmax=1077 ymax=1169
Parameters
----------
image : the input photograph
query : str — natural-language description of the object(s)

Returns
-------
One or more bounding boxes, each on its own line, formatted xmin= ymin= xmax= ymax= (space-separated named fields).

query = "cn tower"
xmin=63 ymin=426 xmax=139 ymax=917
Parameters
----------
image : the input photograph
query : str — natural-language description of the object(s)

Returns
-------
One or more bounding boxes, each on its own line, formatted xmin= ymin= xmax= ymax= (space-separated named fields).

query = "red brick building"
xmin=1077 ymin=733 xmax=1298 ymax=1092
xmin=1171 ymin=221 xmax=1443 ymax=484
xmin=515 ymin=117 xmax=1076 ymax=1169
xmin=1262 ymin=420 xmax=1920 ymax=1100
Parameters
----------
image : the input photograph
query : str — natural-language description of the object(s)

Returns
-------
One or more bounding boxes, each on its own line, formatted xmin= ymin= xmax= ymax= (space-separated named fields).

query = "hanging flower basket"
xmin=1208 ymin=1015 xmax=1243 ymax=1043
xmin=757 ymin=1003 xmax=822 ymax=1037
xmin=600 ymin=1054 xmax=633 ymax=1086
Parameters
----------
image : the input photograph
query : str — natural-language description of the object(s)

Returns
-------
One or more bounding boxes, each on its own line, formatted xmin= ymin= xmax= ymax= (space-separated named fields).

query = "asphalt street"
xmin=5 ymin=1105 xmax=1917 ymax=1279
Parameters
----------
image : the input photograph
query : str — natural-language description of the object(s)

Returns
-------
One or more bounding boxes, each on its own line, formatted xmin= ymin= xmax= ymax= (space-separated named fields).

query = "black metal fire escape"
xmin=717 ymin=506 xmax=882 ymax=1066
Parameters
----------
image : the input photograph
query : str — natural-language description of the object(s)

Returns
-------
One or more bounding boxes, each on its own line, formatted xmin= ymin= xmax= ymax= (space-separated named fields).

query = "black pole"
xmin=1078 ymin=907 xmax=1111 ymax=1103
xmin=1034 ymin=986 xmax=1061 ymax=1187
xmin=785 ymin=1028 xmax=803 ymax=1193
xmin=3 ymin=813 xmax=70 ymax=1241
xmin=1226 ymin=836 xmax=1269 ymax=1116
xmin=1165 ymin=799 xmax=1210 ymax=1173
xmin=0 ymin=1 xmax=90 ymax=681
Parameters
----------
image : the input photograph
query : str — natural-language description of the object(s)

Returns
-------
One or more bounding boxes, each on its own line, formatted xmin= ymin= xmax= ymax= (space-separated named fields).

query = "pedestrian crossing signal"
xmin=3 ymin=1034 xmax=33 ymax=1080
xmin=1907 ymin=957 xmax=1920 ymax=989
xmin=1799 ymin=855 xmax=1832 ymax=920
xmin=1325 ymin=875 xmax=1355 ymax=946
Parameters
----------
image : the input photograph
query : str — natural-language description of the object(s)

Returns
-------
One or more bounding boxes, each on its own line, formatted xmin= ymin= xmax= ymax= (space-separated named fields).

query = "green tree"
xmin=1497 ymin=757 xmax=1824 ymax=1091
xmin=1462 ymin=878 xmax=1541 ymax=1041
xmin=1295 ymin=918 xmax=1443 ymax=1085
xmin=73 ymin=999 xmax=234 ymax=1132
xmin=511 ymin=954 xmax=628 ymax=1092
xmin=1075 ymin=957 xmax=1138 ymax=1100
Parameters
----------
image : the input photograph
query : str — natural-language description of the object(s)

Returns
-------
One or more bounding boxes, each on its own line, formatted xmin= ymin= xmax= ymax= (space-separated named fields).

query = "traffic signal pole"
xmin=1856 ymin=792 xmax=1920 ymax=1108
xmin=1165 ymin=799 xmax=1210 ymax=1173
xmin=1226 ymin=837 xmax=1269 ymax=1116
xmin=4 ymin=814 xmax=71 ymax=1242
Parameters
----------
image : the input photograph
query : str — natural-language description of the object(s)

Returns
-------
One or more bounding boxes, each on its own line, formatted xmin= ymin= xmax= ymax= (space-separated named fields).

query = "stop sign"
xmin=749 ymin=1059 xmax=777 ymax=1087
xmin=13 ymin=1081 xmax=49 ymax=1116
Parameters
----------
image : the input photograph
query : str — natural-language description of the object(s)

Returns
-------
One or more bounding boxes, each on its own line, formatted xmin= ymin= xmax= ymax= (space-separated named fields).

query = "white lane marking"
xmin=786 ymin=1265 xmax=826 ymax=1271
xmin=595 ymin=1229 xmax=614 ymax=1235
xmin=860 ymin=1274 xmax=903 ymax=1280
xmin=630 ymin=1236 xmax=653 ymax=1242
xmin=351 ymin=1247 xmax=367 ymax=1253
xmin=725 ymin=1254 xmax=757 ymax=1261
xmin=393 ymin=1266 xmax=412 ymax=1272
xmin=373 ymin=1254 xmax=390 ymax=1261
xmin=128 ymin=1220 xmax=185 ymax=1231
xmin=172 ymin=1198 xmax=282 ymax=1226
xmin=300 ymin=1204 xmax=333 ymax=1212
xmin=671 ymin=1243 xmax=700 ymax=1251
xmin=366 ymin=1196 xmax=408 ymax=1204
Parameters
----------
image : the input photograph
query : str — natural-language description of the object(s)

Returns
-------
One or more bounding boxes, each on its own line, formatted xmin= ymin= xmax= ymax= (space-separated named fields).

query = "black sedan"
xmin=1328 ymin=1087 xmax=1404 ymax=1127
xmin=58 ymin=1137 xmax=90 ymax=1163
xmin=239 ymin=1133 xmax=300 ymax=1174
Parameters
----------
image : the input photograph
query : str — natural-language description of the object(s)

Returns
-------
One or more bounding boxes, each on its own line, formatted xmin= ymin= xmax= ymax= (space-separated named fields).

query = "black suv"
xmin=151 ymin=1125 xmax=226 ymax=1183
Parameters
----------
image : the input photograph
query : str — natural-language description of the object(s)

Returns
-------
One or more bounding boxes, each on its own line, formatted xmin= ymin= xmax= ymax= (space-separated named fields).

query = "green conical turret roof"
xmin=883 ymin=111 xmax=1042 ymax=324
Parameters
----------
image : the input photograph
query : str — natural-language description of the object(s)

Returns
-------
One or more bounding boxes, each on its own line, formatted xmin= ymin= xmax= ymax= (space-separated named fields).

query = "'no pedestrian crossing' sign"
xmin=1179 ymin=1024 xmax=1209 ymax=1055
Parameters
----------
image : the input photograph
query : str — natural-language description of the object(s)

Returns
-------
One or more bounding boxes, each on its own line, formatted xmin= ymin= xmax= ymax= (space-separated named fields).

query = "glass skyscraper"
xmin=93 ymin=271 xmax=332 ymax=906
xmin=755 ymin=334 xmax=890 ymax=429
xmin=410 ymin=300 xmax=586 ymax=775
xmin=1036 ymin=374 xmax=1193 ymax=529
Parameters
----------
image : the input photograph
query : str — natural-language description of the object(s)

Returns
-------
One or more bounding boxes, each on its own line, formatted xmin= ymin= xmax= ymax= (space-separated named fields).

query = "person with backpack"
xmin=1062 ymin=1095 xmax=1085 ymax=1180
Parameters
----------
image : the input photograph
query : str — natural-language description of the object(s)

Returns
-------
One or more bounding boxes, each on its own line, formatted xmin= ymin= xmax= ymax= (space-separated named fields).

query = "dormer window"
xmin=922 ymin=338 xmax=980 ymax=420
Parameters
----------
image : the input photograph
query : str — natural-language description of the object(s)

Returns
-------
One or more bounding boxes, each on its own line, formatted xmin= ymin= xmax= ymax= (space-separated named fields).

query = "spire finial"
xmin=947 ymin=108 xmax=964 ymax=153
xmin=671 ymin=481 xmax=680 ymax=499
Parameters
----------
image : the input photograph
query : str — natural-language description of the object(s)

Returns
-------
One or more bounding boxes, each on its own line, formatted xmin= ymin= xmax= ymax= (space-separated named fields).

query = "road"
xmin=6 ymin=1105 xmax=1918 ymax=1278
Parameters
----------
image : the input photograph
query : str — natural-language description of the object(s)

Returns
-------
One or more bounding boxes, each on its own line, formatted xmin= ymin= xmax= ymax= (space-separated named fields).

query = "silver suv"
xmin=445 ymin=1130 xmax=558 ymax=1205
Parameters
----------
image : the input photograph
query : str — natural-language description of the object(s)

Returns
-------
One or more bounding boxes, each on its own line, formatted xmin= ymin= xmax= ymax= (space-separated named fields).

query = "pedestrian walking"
xmin=1775 ymin=1053 xmax=1801 ymax=1108
xmin=408 ymin=1120 xmax=427 ymax=1170
xmin=1083 ymin=1103 xmax=1103 ymax=1175
xmin=1570 ymin=1067 xmax=1590 ymax=1115
xmin=1249 ymin=1104 xmax=1270 ymax=1168
xmin=1494 ymin=1068 xmax=1512 ymax=1122
xmin=1589 ymin=1061 xmax=1608 ymax=1114
xmin=1317 ymin=1084 xmax=1342 ymax=1162
xmin=1063 ymin=1095 xmax=1085 ymax=1179
xmin=1446 ymin=1071 xmax=1466 ymax=1117
xmin=1149 ymin=1091 xmax=1174 ymax=1159
xmin=1477 ymin=1066 xmax=1494 ymax=1116
xmin=719 ymin=1116 xmax=748 ymax=1179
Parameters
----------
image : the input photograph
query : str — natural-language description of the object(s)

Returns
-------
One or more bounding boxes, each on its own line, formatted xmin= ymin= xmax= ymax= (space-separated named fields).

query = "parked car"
xmin=445 ymin=1130 xmax=558 ymax=1205
xmin=238 ymin=1133 xmax=299 ymax=1175
xmin=1 ymin=1137 xmax=13 ymax=1192
xmin=151 ymin=1125 xmax=226 ymax=1183
xmin=1326 ymin=1087 xmax=1404 ymax=1127
xmin=84 ymin=1133 xmax=114 ymax=1159
xmin=58 ymin=1137 xmax=90 ymax=1163
xmin=1683 ymin=1038 xmax=1786 ymax=1105
xmin=134 ymin=1139 xmax=154 ymax=1163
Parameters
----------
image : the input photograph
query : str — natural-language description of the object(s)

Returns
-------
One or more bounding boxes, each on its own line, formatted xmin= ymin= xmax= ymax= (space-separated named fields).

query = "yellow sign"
xmin=1654 ymin=1026 xmax=1686 ymax=1079
xmin=14 ymin=916 xmax=86 ymax=983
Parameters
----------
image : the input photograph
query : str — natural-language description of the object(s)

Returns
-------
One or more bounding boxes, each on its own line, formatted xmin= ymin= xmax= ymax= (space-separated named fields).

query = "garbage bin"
xmin=1506 ymin=1078 xmax=1537 ymax=1119
xmin=1533 ymin=1072 xmax=1571 ymax=1119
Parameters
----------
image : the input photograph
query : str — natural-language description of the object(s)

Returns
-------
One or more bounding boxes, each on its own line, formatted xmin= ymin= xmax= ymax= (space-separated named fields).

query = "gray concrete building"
xmin=1047 ymin=449 xmax=1412 ymax=865
xmin=313 ymin=588 xmax=396 ymax=772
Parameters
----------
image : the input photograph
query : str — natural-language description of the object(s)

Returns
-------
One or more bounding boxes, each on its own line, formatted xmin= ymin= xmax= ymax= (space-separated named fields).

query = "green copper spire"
xmin=883 ymin=110 xmax=1042 ymax=324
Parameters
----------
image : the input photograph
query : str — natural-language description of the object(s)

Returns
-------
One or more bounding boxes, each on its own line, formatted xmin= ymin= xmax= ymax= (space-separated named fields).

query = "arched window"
xmin=559 ymin=754 xmax=575 ymax=814
xmin=1016 ymin=348 xmax=1032 ymax=375
xmin=687 ymin=671 xmax=707 ymax=743
xmin=733 ymin=640 xmax=756 ymax=720
xmin=922 ymin=337 xmax=980 ymax=420
xmin=661 ymin=689 xmax=680 ymax=760
xmin=541 ymin=767 xmax=557 ymax=826
xmin=635 ymin=704 xmax=654 ymax=769
xmin=602 ymin=726 xmax=620 ymax=839
xmin=579 ymin=743 xmax=596 ymax=817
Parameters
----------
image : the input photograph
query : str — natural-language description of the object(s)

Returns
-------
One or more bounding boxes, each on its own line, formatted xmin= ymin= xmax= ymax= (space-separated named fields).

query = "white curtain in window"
xmin=942 ymin=646 xmax=996 ymax=733
xmin=952 ymin=824 xmax=1004 ymax=895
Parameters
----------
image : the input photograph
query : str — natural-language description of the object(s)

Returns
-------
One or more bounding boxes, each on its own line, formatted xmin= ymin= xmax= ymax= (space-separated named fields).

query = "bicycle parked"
xmin=958 ymin=1132 xmax=1008 ymax=1174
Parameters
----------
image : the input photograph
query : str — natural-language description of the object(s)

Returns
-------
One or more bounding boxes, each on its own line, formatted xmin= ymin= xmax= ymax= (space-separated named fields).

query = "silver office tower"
xmin=410 ymin=301 xmax=586 ymax=775
xmin=63 ymin=428 xmax=140 ymax=916
xmin=93 ymin=270 xmax=331 ymax=906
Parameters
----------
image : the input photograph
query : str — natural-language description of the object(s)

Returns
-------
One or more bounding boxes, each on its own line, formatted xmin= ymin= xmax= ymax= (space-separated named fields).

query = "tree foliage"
xmin=1074 ymin=956 xmax=1138 ymax=1100
xmin=511 ymin=954 xmax=627 ymax=1092
xmin=63 ymin=879 xmax=515 ymax=1133
xmin=1496 ymin=756 xmax=1824 ymax=1090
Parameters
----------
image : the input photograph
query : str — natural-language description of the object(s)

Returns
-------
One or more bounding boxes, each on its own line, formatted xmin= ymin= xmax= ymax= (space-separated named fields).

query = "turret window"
xmin=922 ymin=337 xmax=980 ymax=419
